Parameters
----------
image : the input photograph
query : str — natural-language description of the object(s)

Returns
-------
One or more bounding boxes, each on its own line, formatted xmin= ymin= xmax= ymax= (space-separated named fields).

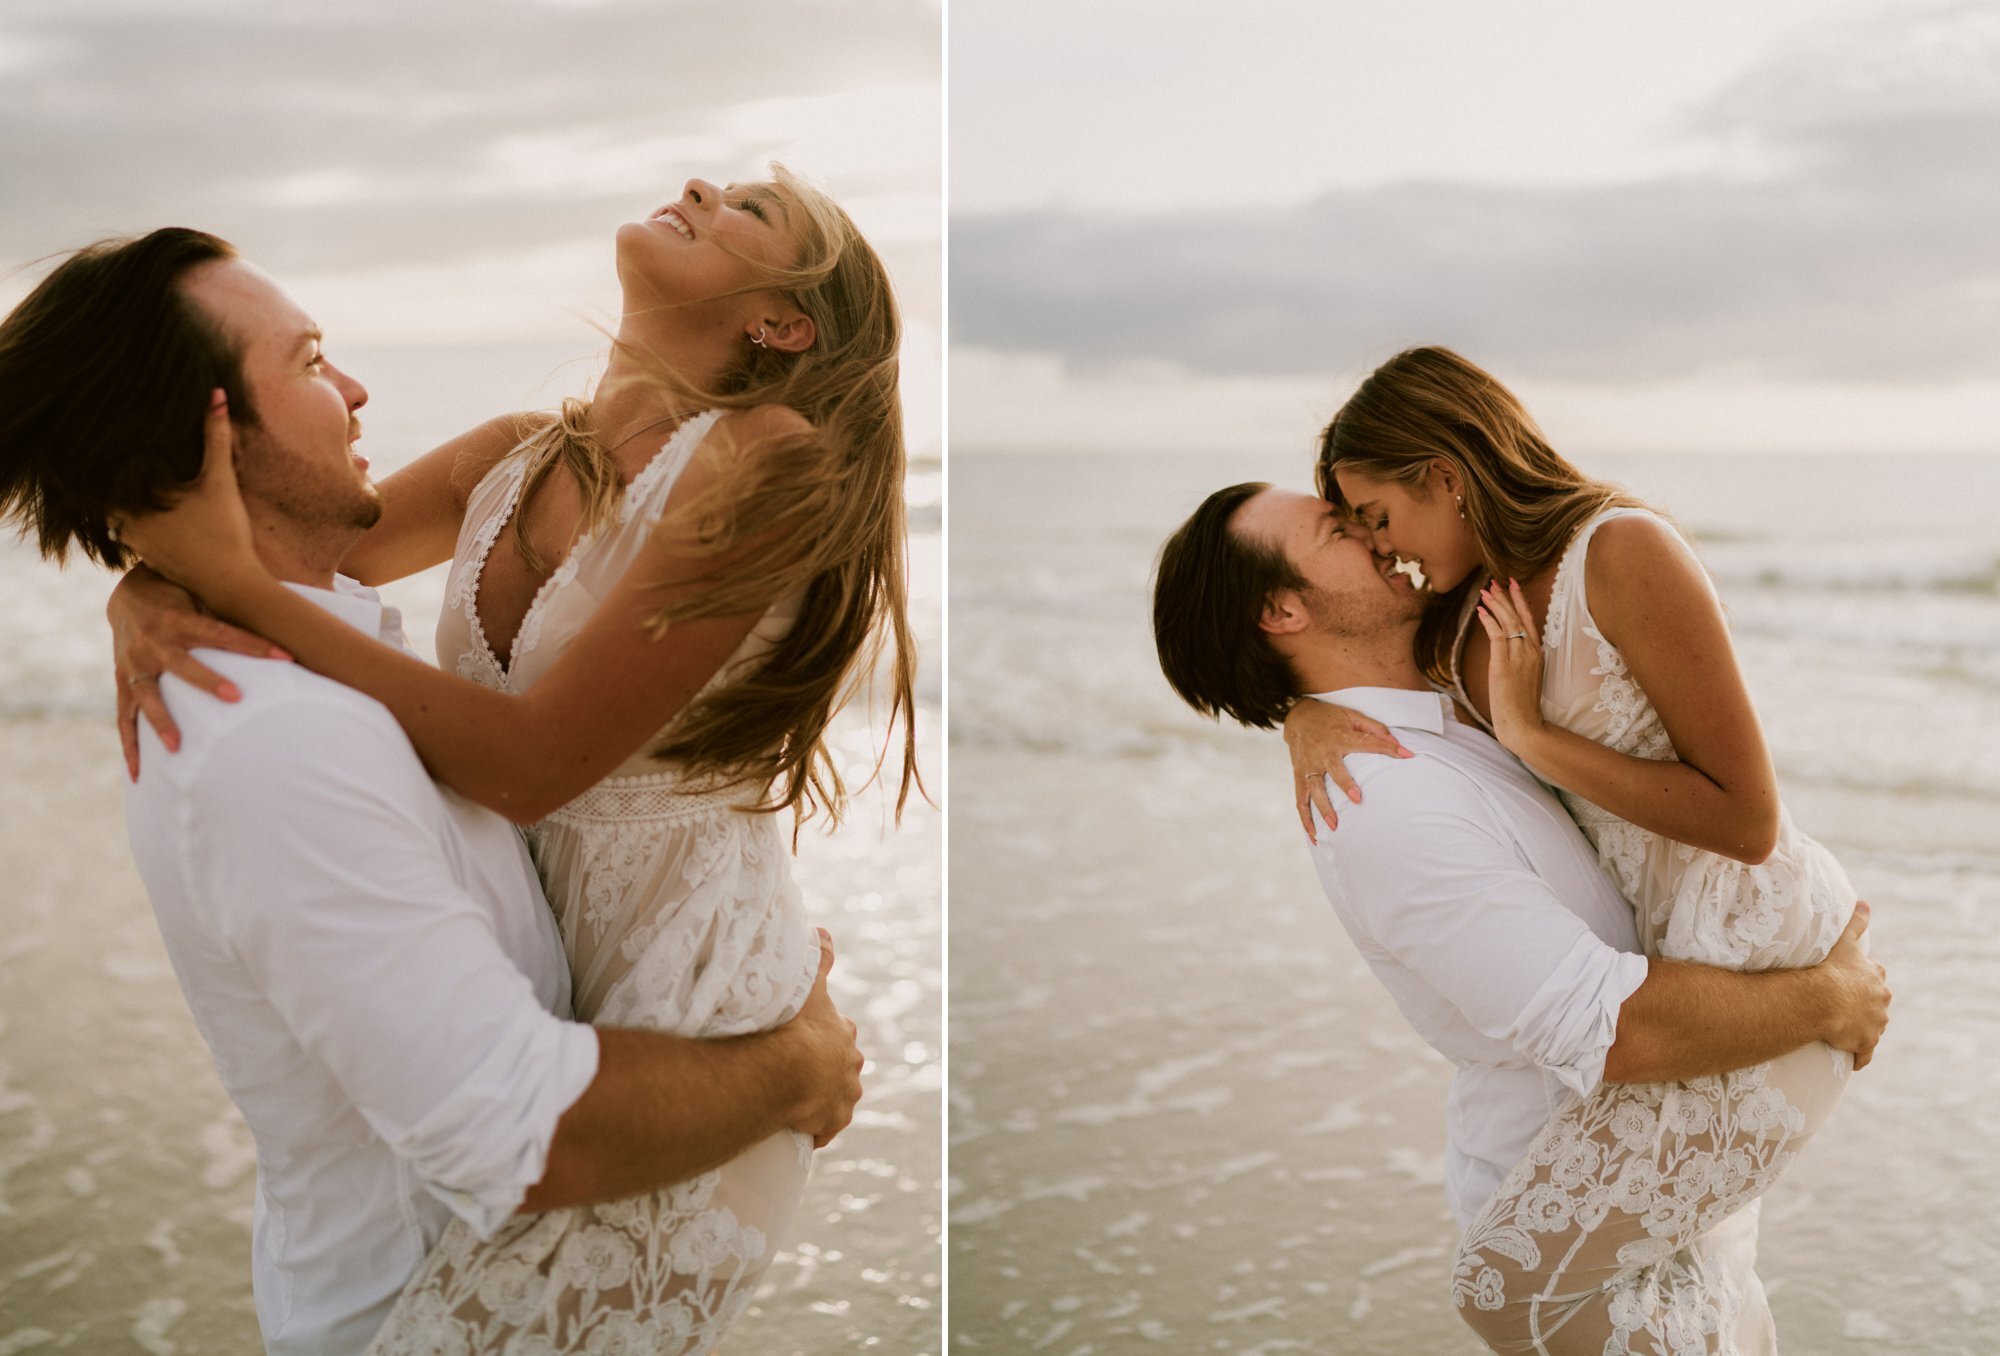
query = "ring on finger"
xmin=1507 ymin=631 xmax=1529 ymax=641
xmin=126 ymin=671 xmax=152 ymax=688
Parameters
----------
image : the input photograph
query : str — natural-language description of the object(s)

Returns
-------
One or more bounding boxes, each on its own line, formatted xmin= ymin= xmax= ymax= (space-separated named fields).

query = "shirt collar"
xmin=281 ymin=576 xmax=407 ymax=650
xmin=1302 ymin=685 xmax=1456 ymax=736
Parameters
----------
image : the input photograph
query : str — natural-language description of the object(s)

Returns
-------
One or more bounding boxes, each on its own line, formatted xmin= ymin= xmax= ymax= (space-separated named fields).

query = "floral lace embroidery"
xmin=1450 ymin=506 xmax=1859 ymax=1348
xmin=369 ymin=1145 xmax=809 ymax=1356
xmin=1451 ymin=1057 xmax=1825 ymax=1353
xmin=376 ymin=410 xmax=815 ymax=1356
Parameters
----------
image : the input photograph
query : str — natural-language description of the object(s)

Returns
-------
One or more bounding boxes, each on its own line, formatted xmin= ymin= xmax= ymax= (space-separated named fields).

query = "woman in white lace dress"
xmin=1285 ymin=348 xmax=1862 ymax=1354
xmin=108 ymin=166 xmax=918 ymax=1355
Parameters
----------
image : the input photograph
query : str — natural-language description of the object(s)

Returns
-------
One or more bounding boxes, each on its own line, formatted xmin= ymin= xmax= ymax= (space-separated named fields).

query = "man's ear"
xmin=1258 ymin=588 xmax=1309 ymax=637
xmin=755 ymin=306 xmax=816 ymax=355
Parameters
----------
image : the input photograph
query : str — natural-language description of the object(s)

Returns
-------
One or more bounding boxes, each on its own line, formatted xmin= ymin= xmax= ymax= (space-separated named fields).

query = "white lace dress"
xmin=1448 ymin=507 xmax=1858 ymax=1355
xmin=368 ymin=412 xmax=819 ymax=1356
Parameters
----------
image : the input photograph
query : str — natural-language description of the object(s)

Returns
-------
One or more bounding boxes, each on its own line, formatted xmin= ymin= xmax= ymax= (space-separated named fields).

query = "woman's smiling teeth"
xmin=1388 ymin=557 xmax=1429 ymax=590
xmin=652 ymin=205 xmax=695 ymax=240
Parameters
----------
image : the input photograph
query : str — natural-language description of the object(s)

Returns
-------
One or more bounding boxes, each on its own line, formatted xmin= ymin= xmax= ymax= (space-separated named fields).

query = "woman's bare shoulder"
xmin=1584 ymin=510 xmax=1714 ymax=628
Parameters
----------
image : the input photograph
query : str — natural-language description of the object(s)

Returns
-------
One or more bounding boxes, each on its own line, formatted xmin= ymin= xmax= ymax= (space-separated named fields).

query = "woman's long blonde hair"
xmin=1317 ymin=346 xmax=1644 ymax=684
xmin=507 ymin=163 xmax=918 ymax=828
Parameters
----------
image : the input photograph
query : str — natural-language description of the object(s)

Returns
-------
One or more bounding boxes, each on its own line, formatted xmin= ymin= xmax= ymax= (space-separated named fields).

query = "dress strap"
xmin=620 ymin=410 xmax=724 ymax=527
xmin=1543 ymin=505 xmax=1662 ymax=656
xmin=1446 ymin=584 xmax=1495 ymax=735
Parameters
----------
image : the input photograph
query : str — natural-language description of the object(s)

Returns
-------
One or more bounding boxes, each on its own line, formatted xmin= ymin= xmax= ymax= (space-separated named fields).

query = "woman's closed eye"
xmin=735 ymin=195 xmax=770 ymax=222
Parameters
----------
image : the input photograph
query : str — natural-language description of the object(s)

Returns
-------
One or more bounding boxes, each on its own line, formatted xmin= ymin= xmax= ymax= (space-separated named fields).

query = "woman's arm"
xmin=106 ymin=412 xmax=541 ymax=769
xmin=338 ymin=413 xmax=537 ymax=585
xmin=1477 ymin=516 xmax=1781 ymax=864
xmin=120 ymin=398 xmax=784 ymax=822
xmin=215 ymin=526 xmax=763 ymax=821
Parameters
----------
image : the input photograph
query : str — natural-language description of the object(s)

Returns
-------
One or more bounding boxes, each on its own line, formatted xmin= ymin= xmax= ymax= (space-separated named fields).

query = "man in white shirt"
xmin=0 ymin=229 xmax=865 ymax=1354
xmin=1152 ymin=482 xmax=1890 ymax=1352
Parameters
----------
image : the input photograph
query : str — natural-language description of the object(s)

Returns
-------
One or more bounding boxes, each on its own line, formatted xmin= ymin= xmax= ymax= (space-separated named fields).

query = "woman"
xmin=111 ymin=166 xmax=918 ymax=1355
xmin=1286 ymin=348 xmax=1859 ymax=1353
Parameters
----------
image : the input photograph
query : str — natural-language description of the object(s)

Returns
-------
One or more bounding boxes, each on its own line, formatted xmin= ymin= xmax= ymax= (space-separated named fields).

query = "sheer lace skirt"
xmin=369 ymin=779 xmax=819 ymax=1356
xmin=1452 ymin=814 xmax=1858 ymax=1354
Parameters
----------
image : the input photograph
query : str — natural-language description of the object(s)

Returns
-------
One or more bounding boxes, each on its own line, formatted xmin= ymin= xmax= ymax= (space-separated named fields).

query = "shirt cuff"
xmin=1507 ymin=934 xmax=1650 ymax=1100
xmin=395 ymin=1019 xmax=601 ymax=1239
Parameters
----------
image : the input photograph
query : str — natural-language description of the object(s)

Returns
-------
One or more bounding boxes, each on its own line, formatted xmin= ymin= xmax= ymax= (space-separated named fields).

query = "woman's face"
xmin=1332 ymin=463 xmax=1484 ymax=594
xmin=614 ymin=177 xmax=803 ymax=317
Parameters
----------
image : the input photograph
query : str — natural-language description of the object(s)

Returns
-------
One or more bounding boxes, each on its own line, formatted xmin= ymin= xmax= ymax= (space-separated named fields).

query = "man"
xmin=1151 ymin=482 xmax=1891 ymax=1352
xmin=0 ymin=228 xmax=864 ymax=1354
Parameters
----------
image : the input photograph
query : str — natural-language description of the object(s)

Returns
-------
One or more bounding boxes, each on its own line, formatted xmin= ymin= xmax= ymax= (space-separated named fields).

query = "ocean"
xmin=949 ymin=448 xmax=2000 ymax=1354
xmin=0 ymin=342 xmax=942 ymax=1355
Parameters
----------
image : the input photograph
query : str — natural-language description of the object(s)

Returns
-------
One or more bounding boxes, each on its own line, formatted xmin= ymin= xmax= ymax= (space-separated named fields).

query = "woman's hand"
xmin=114 ymin=390 xmax=266 ymax=605
xmin=1283 ymin=699 xmax=1414 ymax=842
xmin=1473 ymin=578 xmax=1548 ymax=757
xmin=110 ymin=564 xmax=290 ymax=778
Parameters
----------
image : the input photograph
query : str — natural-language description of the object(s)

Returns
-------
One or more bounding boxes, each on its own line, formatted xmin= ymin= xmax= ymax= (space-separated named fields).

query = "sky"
xmin=0 ymin=0 xmax=942 ymax=453
xmin=950 ymin=0 xmax=2000 ymax=456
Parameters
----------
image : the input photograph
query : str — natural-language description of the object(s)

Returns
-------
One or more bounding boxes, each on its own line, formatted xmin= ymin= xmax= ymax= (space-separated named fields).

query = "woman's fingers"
xmin=129 ymin=675 xmax=180 ymax=755
xmin=117 ymin=678 xmax=141 ymax=782
xmin=1296 ymin=773 xmax=1338 ymax=842
xmin=1352 ymin=715 xmax=1415 ymax=760
xmin=197 ymin=615 xmax=289 ymax=664
xmin=163 ymin=652 xmax=241 ymax=703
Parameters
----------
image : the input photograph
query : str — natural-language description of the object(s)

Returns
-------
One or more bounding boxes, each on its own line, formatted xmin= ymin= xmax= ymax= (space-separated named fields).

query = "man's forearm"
xmin=1602 ymin=958 xmax=1829 ymax=1084
xmin=522 ymin=1025 xmax=804 ymax=1212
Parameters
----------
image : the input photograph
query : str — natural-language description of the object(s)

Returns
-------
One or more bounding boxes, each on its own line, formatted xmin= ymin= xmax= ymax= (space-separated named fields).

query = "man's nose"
xmin=337 ymin=367 xmax=368 ymax=411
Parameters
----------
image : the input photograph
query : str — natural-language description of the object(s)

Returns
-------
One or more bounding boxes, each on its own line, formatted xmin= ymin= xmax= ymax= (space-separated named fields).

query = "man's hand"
xmin=786 ymin=929 xmax=863 ymax=1148
xmin=1818 ymin=901 xmax=1891 ymax=1070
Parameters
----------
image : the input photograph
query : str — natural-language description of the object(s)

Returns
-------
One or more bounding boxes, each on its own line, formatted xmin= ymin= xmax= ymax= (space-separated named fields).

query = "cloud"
xmin=950 ymin=3 xmax=2000 ymax=384
xmin=0 ymin=0 xmax=939 ymax=275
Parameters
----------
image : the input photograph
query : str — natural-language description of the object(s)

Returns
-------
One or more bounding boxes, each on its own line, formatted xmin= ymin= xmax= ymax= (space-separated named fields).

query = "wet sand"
xmin=950 ymin=741 xmax=1999 ymax=1354
xmin=0 ymin=712 xmax=940 ymax=1355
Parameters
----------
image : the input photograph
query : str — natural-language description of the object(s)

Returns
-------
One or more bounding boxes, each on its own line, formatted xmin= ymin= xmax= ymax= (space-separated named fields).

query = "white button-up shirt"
xmin=122 ymin=579 xmax=599 ymax=1355
xmin=1303 ymin=686 xmax=1650 ymax=1227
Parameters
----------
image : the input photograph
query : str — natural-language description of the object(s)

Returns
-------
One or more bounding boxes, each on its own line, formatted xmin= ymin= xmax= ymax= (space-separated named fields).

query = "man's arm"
xmin=1604 ymin=903 xmax=1889 ymax=1082
xmin=525 ymin=932 xmax=863 ymax=1212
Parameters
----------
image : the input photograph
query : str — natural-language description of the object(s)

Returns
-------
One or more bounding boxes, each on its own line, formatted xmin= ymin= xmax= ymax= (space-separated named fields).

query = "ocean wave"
xmin=1698 ymin=542 xmax=1999 ymax=595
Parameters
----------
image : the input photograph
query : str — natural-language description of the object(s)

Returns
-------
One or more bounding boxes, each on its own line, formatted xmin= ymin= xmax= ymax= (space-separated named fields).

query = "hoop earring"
xmin=750 ymin=327 xmax=769 ymax=349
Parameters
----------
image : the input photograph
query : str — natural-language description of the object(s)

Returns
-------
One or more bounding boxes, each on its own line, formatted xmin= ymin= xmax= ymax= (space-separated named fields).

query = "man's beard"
xmin=236 ymin=429 xmax=382 ymax=536
xmin=1301 ymin=578 xmax=1426 ymax=637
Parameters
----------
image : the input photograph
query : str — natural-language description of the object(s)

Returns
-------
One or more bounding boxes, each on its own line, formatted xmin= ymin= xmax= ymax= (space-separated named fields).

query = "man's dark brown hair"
xmin=0 ymin=227 xmax=256 ymax=568
xmin=1152 ymin=481 xmax=1306 ymax=730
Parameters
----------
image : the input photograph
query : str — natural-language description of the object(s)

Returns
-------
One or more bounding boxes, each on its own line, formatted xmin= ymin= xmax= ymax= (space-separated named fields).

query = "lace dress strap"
xmin=1542 ymin=504 xmax=1663 ymax=657
xmin=623 ymin=410 xmax=723 ymax=527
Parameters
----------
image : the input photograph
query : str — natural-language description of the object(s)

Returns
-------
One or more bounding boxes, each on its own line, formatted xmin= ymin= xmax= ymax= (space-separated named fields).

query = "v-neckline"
xmin=467 ymin=463 xmax=568 ymax=680
xmin=467 ymin=420 xmax=686 ymax=679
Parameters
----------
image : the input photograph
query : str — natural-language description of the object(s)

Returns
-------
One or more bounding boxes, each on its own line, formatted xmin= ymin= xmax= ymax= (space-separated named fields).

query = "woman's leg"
xmin=1451 ymin=1040 xmax=1843 ymax=1354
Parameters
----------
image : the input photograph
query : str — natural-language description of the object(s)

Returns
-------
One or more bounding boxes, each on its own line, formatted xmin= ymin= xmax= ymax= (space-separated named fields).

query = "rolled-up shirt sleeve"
xmin=1318 ymin=774 xmax=1649 ymax=1099
xmin=184 ymin=695 xmax=598 ymax=1237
